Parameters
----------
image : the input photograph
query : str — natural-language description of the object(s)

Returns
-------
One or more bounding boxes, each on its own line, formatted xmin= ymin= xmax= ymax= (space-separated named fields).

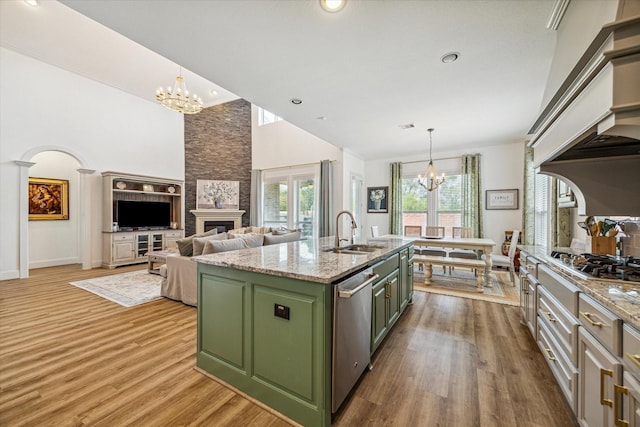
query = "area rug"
xmin=413 ymin=268 xmax=520 ymax=306
xmin=69 ymin=270 xmax=162 ymax=307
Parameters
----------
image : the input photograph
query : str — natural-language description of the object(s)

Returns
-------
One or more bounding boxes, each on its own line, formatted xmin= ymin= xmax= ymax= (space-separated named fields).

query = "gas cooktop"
xmin=549 ymin=251 xmax=640 ymax=283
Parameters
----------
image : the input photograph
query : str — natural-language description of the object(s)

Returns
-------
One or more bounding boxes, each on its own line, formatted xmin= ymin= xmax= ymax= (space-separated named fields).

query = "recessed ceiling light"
xmin=316 ymin=116 xmax=327 ymax=120
xmin=290 ymin=98 xmax=303 ymax=105
xmin=24 ymin=0 xmax=38 ymax=6
xmin=441 ymin=52 xmax=460 ymax=63
xmin=209 ymin=89 xmax=218 ymax=97
xmin=399 ymin=123 xmax=415 ymax=130
xmin=320 ymin=0 xmax=346 ymax=13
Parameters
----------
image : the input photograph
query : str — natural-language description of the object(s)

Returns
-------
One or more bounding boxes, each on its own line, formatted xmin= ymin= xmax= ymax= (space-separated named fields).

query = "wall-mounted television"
xmin=116 ymin=200 xmax=170 ymax=229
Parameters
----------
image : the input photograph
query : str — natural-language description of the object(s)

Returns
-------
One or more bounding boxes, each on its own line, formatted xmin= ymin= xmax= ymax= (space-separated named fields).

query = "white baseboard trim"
xmin=0 ymin=270 xmax=20 ymax=281
xmin=29 ymin=257 xmax=80 ymax=269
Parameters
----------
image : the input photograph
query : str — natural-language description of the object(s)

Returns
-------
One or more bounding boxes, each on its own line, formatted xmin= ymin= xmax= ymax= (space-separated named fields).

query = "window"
xmin=400 ymin=159 xmax=462 ymax=237
xmin=257 ymin=107 xmax=282 ymax=126
xmin=534 ymin=173 xmax=550 ymax=247
xmin=261 ymin=165 xmax=319 ymax=238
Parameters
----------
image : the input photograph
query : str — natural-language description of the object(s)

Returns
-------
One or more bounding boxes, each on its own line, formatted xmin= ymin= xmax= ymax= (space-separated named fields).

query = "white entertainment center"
xmin=102 ymin=171 xmax=184 ymax=269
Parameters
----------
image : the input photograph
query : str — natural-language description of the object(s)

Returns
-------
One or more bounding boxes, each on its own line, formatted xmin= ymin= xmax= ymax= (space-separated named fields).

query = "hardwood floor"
xmin=0 ymin=265 xmax=577 ymax=426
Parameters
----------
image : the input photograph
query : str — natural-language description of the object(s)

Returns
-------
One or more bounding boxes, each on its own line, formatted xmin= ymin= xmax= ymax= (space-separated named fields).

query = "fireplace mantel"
xmin=190 ymin=209 xmax=245 ymax=234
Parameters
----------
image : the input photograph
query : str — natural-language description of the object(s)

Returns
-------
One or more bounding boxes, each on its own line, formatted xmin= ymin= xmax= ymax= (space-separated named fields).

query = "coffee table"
xmin=147 ymin=250 xmax=178 ymax=275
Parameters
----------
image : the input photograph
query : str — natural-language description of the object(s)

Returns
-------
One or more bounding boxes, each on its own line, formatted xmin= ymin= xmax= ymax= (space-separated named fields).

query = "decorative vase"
xmin=374 ymin=199 xmax=381 ymax=210
xmin=214 ymin=199 xmax=223 ymax=209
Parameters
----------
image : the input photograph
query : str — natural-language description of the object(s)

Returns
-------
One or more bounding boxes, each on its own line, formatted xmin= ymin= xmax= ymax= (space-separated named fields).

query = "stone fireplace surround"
xmin=190 ymin=209 xmax=245 ymax=235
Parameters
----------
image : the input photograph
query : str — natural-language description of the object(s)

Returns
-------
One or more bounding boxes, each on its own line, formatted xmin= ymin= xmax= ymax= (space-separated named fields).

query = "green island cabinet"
xmin=196 ymin=245 xmax=413 ymax=427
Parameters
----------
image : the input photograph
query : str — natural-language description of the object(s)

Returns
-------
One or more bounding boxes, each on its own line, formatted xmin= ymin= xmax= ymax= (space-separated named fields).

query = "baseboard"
xmin=29 ymin=257 xmax=79 ymax=269
xmin=0 ymin=270 xmax=20 ymax=281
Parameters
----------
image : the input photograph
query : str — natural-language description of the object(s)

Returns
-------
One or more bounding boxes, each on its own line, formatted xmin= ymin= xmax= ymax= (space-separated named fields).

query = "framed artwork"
xmin=196 ymin=180 xmax=239 ymax=210
xmin=28 ymin=177 xmax=69 ymax=220
xmin=367 ymin=186 xmax=388 ymax=213
xmin=486 ymin=189 xmax=519 ymax=210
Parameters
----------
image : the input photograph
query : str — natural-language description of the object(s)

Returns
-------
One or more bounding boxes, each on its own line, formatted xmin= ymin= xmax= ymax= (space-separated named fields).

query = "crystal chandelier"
xmin=418 ymin=128 xmax=445 ymax=191
xmin=155 ymin=68 xmax=203 ymax=114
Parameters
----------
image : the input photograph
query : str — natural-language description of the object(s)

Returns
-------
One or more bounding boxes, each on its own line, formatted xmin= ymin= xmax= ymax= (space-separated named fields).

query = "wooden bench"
xmin=413 ymin=254 xmax=488 ymax=292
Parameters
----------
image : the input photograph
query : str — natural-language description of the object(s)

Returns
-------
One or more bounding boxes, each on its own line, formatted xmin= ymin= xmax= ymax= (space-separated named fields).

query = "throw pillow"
xmin=176 ymin=228 xmax=218 ymax=256
xmin=230 ymin=232 xmax=264 ymax=248
xmin=203 ymin=238 xmax=248 ymax=254
xmin=263 ymin=230 xmax=302 ymax=246
xmin=272 ymin=227 xmax=300 ymax=235
xmin=193 ymin=232 xmax=227 ymax=256
xmin=248 ymin=226 xmax=271 ymax=234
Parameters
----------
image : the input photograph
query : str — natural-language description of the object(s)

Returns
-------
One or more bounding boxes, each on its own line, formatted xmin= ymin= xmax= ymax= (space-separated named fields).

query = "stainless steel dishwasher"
xmin=331 ymin=269 xmax=379 ymax=413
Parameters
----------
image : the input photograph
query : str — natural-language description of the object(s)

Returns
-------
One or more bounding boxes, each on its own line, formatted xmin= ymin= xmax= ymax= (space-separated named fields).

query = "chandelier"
xmin=417 ymin=128 xmax=445 ymax=191
xmin=155 ymin=68 xmax=203 ymax=114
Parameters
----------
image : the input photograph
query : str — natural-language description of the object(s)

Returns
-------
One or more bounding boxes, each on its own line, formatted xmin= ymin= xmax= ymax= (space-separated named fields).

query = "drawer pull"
xmin=544 ymin=347 xmax=556 ymax=362
xmin=625 ymin=352 xmax=640 ymax=369
xmin=580 ymin=311 xmax=604 ymax=328
xmin=544 ymin=311 xmax=556 ymax=323
xmin=614 ymin=384 xmax=629 ymax=427
xmin=600 ymin=368 xmax=613 ymax=407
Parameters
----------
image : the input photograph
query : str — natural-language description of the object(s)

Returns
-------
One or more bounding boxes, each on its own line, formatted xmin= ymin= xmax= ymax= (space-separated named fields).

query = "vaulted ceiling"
xmin=2 ymin=0 xmax=558 ymax=160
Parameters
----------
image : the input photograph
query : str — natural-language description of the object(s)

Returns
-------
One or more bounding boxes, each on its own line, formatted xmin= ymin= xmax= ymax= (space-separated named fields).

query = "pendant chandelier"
xmin=155 ymin=68 xmax=203 ymax=114
xmin=417 ymin=128 xmax=445 ymax=191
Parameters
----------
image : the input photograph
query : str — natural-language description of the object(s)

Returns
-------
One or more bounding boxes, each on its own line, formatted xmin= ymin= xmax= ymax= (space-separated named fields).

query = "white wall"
xmin=363 ymin=141 xmax=525 ymax=255
xmin=0 ymin=48 xmax=184 ymax=279
xmin=251 ymin=106 xmax=350 ymax=235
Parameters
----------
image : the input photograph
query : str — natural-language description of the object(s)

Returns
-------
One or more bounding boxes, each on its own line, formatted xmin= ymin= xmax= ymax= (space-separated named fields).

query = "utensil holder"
xmin=587 ymin=236 xmax=616 ymax=256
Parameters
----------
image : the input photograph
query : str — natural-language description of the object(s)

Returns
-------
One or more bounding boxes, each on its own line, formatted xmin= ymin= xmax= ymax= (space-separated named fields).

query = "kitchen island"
xmin=193 ymin=236 xmax=413 ymax=427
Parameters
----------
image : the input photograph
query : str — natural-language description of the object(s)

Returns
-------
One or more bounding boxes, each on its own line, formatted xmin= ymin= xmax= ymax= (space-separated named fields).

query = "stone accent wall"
xmin=184 ymin=99 xmax=251 ymax=236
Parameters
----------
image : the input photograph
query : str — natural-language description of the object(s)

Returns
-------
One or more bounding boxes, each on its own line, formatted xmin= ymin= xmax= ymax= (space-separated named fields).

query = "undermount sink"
xmin=323 ymin=244 xmax=385 ymax=254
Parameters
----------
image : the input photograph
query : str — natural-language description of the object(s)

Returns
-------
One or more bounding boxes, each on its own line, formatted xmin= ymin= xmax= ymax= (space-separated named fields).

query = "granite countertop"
xmin=519 ymin=245 xmax=640 ymax=329
xmin=193 ymin=235 xmax=412 ymax=284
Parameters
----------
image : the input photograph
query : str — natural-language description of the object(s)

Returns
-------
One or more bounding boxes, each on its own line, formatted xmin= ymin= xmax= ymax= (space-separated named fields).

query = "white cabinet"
xmin=101 ymin=171 xmax=184 ymax=269
xmin=578 ymin=328 xmax=622 ymax=427
xmin=111 ymin=233 xmax=135 ymax=263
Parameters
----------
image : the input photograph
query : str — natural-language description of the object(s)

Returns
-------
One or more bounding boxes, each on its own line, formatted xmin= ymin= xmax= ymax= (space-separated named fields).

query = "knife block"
xmin=587 ymin=236 xmax=616 ymax=256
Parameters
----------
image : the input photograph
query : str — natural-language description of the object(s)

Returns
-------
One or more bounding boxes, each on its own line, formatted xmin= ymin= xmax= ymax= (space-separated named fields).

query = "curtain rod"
xmin=259 ymin=160 xmax=336 ymax=172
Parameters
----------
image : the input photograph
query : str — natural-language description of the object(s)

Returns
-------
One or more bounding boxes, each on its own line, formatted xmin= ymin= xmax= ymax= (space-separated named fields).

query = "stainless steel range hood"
xmin=529 ymin=3 xmax=640 ymax=216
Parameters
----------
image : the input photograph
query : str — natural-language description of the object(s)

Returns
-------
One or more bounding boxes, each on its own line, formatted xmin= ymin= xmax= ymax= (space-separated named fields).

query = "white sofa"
xmin=160 ymin=227 xmax=301 ymax=306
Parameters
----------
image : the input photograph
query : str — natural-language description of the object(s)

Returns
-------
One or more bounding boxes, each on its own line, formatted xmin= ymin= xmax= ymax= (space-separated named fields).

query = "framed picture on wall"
xmin=367 ymin=186 xmax=388 ymax=213
xmin=486 ymin=189 xmax=519 ymax=210
xmin=28 ymin=177 xmax=69 ymax=220
xmin=196 ymin=180 xmax=240 ymax=210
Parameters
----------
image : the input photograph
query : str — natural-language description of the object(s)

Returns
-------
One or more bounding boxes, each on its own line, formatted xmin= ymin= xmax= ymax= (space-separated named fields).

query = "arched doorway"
xmin=17 ymin=146 xmax=95 ymax=278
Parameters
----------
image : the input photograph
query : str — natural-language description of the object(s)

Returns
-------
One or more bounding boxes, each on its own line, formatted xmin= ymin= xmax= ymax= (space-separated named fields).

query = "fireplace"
xmin=204 ymin=221 xmax=235 ymax=233
xmin=190 ymin=209 xmax=245 ymax=234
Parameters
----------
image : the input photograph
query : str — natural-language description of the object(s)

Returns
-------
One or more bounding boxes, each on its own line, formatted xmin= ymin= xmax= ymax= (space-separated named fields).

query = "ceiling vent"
xmin=399 ymin=123 xmax=415 ymax=130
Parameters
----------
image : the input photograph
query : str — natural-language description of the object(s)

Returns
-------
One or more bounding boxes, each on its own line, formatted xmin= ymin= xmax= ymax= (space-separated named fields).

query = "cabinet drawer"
xmin=578 ymin=293 xmax=622 ymax=356
xmin=538 ymin=264 xmax=580 ymax=316
xmin=623 ymin=324 xmax=640 ymax=378
xmin=372 ymin=253 xmax=399 ymax=279
xmin=112 ymin=233 xmax=134 ymax=242
xmin=538 ymin=319 xmax=578 ymax=413
xmin=538 ymin=285 xmax=580 ymax=367
xmin=164 ymin=230 xmax=183 ymax=239
xmin=520 ymin=252 xmax=539 ymax=278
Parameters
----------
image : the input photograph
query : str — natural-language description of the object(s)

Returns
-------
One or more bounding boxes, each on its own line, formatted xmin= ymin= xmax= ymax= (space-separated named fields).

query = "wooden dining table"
xmin=412 ymin=237 xmax=497 ymax=287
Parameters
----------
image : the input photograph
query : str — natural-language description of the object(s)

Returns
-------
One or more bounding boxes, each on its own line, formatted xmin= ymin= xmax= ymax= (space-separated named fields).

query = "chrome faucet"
xmin=335 ymin=210 xmax=358 ymax=248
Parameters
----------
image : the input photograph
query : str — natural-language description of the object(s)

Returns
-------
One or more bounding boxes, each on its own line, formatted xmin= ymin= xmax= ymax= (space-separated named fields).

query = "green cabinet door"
xmin=387 ymin=271 xmax=400 ymax=326
xmin=371 ymin=277 xmax=389 ymax=353
xmin=399 ymin=249 xmax=413 ymax=310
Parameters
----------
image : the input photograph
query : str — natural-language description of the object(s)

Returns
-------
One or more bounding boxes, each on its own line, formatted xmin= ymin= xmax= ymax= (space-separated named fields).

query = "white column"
xmin=15 ymin=160 xmax=36 ymax=278
xmin=78 ymin=168 xmax=96 ymax=270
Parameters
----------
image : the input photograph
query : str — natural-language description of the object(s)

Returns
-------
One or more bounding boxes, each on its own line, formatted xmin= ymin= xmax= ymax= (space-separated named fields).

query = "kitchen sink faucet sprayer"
xmin=335 ymin=210 xmax=358 ymax=248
